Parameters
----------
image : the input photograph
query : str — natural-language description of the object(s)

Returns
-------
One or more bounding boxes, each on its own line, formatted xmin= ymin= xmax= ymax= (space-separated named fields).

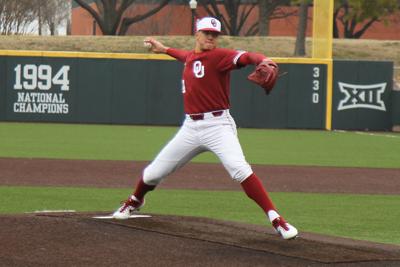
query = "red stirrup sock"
xmin=132 ymin=178 xmax=156 ymax=202
xmin=240 ymin=173 xmax=277 ymax=213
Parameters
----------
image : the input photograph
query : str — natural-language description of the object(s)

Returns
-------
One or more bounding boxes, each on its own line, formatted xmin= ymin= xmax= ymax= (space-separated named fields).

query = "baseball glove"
xmin=247 ymin=59 xmax=279 ymax=95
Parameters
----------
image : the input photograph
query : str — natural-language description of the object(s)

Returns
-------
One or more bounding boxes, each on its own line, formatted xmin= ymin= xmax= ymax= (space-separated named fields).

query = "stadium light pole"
xmin=189 ymin=0 xmax=197 ymax=35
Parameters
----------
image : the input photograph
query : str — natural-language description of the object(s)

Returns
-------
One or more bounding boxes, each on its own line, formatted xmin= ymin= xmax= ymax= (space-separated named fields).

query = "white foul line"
xmin=355 ymin=131 xmax=400 ymax=138
xmin=334 ymin=130 xmax=400 ymax=139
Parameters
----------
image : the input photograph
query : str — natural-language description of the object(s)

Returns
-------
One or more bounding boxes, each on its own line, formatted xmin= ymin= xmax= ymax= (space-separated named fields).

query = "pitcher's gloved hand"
xmin=247 ymin=59 xmax=279 ymax=95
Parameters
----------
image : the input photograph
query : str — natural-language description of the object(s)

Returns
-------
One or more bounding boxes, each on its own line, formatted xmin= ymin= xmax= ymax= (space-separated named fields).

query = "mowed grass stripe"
xmin=1 ymin=122 xmax=400 ymax=168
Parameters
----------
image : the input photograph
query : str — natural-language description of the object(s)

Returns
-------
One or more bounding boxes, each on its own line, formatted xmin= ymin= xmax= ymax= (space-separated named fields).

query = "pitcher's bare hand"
xmin=144 ymin=37 xmax=169 ymax=54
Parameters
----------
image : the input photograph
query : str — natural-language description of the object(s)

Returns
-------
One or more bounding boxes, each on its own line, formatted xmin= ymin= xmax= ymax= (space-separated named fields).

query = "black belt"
xmin=189 ymin=111 xmax=224 ymax=121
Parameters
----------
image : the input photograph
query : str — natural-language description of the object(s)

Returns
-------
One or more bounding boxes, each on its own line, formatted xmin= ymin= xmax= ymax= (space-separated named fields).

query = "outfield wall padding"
xmin=0 ymin=55 xmax=326 ymax=129
xmin=392 ymin=90 xmax=400 ymax=127
xmin=332 ymin=60 xmax=393 ymax=131
xmin=0 ymin=57 xmax=6 ymax=121
xmin=0 ymin=53 xmax=394 ymax=130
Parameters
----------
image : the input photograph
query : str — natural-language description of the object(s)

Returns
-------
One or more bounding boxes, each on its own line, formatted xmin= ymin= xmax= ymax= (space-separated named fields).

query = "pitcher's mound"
xmin=1 ymin=212 xmax=399 ymax=266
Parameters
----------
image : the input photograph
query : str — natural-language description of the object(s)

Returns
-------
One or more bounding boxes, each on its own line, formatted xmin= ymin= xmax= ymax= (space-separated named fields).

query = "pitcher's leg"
xmin=113 ymin=124 xmax=204 ymax=219
xmin=240 ymin=173 xmax=277 ymax=214
xmin=142 ymin=126 xmax=204 ymax=186
xmin=206 ymin=128 xmax=277 ymax=213
xmin=205 ymin=121 xmax=298 ymax=239
xmin=204 ymin=121 xmax=252 ymax=183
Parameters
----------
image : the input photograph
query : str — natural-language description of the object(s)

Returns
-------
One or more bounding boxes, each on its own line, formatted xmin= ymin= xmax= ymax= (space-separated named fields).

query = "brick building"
xmin=71 ymin=2 xmax=400 ymax=40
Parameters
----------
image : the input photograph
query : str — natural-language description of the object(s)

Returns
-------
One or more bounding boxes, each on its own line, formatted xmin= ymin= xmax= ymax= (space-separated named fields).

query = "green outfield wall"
xmin=393 ymin=91 xmax=400 ymax=129
xmin=332 ymin=60 xmax=394 ymax=130
xmin=0 ymin=51 xmax=394 ymax=130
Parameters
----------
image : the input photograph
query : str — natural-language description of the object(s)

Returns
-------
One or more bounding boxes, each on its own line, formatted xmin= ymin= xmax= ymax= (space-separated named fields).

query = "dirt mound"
xmin=1 ymin=212 xmax=399 ymax=266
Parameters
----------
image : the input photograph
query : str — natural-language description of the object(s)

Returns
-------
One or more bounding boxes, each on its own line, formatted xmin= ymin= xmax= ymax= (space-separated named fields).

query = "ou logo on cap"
xmin=196 ymin=17 xmax=221 ymax=32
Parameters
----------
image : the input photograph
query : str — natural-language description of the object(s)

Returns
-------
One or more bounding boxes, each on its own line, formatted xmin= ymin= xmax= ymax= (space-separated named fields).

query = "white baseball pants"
xmin=142 ymin=110 xmax=253 ymax=185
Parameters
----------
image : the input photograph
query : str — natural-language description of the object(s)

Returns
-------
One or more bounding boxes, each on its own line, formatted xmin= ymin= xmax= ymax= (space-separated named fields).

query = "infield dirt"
xmin=1 ymin=158 xmax=399 ymax=266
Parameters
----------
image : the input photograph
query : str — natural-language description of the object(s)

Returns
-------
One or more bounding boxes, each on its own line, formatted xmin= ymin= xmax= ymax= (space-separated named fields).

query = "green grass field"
xmin=1 ymin=122 xmax=400 ymax=167
xmin=1 ymin=122 xmax=400 ymax=245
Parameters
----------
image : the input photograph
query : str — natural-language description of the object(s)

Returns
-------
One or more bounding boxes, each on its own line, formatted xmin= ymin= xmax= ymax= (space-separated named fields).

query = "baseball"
xmin=143 ymin=41 xmax=152 ymax=49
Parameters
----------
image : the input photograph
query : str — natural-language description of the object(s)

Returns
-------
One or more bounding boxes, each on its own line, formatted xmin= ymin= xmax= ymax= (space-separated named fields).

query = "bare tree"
xmin=257 ymin=0 xmax=291 ymax=36
xmin=0 ymin=0 xmax=36 ymax=35
xmin=258 ymin=0 xmax=269 ymax=36
xmin=73 ymin=0 xmax=170 ymax=35
xmin=36 ymin=0 xmax=71 ymax=35
xmin=200 ymin=0 xmax=294 ymax=36
xmin=294 ymin=0 xmax=310 ymax=56
xmin=199 ymin=0 xmax=257 ymax=36
xmin=333 ymin=0 xmax=399 ymax=39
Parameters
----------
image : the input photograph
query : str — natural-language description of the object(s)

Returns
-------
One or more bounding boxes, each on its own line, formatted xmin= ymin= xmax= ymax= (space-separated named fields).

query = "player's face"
xmin=195 ymin=30 xmax=219 ymax=51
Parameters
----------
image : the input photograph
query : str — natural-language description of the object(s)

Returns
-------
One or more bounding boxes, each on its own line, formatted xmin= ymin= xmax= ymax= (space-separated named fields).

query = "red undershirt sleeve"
xmin=237 ymin=52 xmax=267 ymax=67
xmin=166 ymin=48 xmax=190 ymax=63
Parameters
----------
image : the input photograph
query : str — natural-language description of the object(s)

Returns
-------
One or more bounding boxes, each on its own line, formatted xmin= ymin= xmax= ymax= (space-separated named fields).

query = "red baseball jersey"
xmin=168 ymin=48 xmax=245 ymax=114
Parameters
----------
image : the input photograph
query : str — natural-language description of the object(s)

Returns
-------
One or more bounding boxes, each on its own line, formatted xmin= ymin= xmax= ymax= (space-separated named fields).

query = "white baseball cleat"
xmin=112 ymin=195 xmax=145 ymax=220
xmin=272 ymin=217 xmax=298 ymax=240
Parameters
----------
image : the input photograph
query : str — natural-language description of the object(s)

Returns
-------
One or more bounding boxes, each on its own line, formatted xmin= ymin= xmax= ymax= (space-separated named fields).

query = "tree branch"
xmin=353 ymin=17 xmax=378 ymax=38
xmin=73 ymin=0 xmax=105 ymax=32
xmin=118 ymin=0 xmax=169 ymax=35
xmin=237 ymin=3 xmax=255 ymax=34
xmin=245 ymin=21 xmax=258 ymax=36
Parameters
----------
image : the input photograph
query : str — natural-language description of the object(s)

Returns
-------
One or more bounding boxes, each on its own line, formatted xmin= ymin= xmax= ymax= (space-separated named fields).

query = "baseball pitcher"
xmin=113 ymin=17 xmax=298 ymax=240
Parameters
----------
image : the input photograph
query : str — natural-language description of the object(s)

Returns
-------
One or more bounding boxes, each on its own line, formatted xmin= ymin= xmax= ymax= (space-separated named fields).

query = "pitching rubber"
xmin=92 ymin=214 xmax=152 ymax=219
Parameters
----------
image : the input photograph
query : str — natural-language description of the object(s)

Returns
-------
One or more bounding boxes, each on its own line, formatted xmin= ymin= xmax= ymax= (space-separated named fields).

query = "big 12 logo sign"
xmin=337 ymin=82 xmax=387 ymax=111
